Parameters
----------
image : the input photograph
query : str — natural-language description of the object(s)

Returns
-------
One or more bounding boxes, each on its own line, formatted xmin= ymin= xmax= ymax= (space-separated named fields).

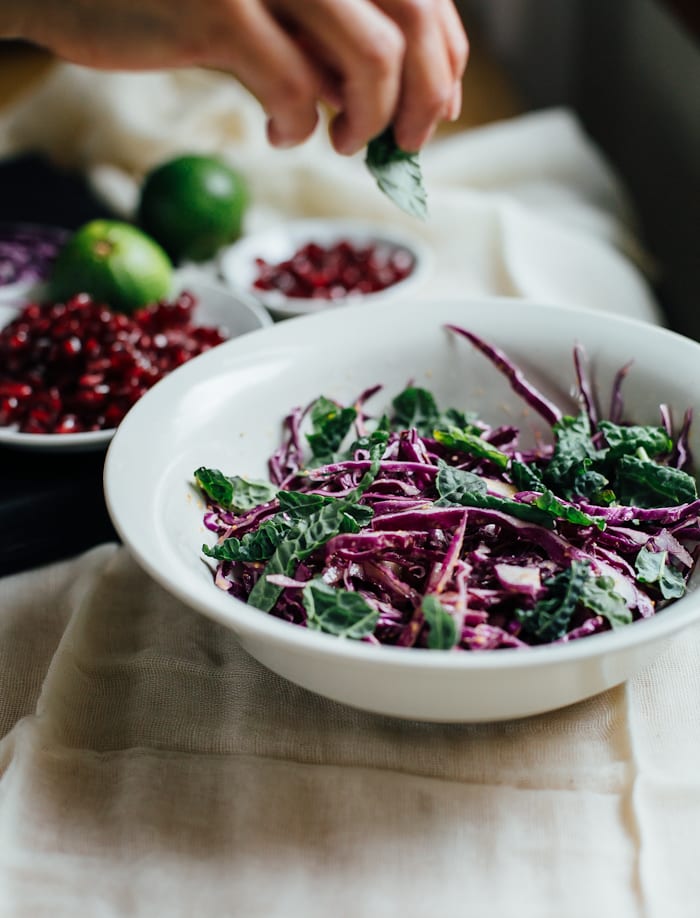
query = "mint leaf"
xmin=365 ymin=127 xmax=428 ymax=219
xmin=302 ymin=579 xmax=379 ymax=639
xmin=421 ymin=594 xmax=458 ymax=649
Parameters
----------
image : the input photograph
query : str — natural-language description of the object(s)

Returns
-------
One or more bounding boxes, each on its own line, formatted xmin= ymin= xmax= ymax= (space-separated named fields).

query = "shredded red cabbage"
xmin=195 ymin=325 xmax=699 ymax=651
xmin=0 ymin=224 xmax=69 ymax=287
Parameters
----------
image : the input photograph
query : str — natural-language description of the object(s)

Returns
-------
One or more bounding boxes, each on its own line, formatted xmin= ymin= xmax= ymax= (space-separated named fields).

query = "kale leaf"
xmin=306 ymin=396 xmax=357 ymax=465
xmin=433 ymin=426 xmax=510 ymax=470
xmin=635 ymin=545 xmax=687 ymax=599
xmin=421 ymin=594 xmax=458 ymax=650
xmin=194 ymin=467 xmax=277 ymax=512
xmin=302 ymin=579 xmax=379 ymax=639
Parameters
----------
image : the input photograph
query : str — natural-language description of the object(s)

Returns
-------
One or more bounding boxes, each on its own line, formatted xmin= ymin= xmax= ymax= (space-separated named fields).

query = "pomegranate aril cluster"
xmin=0 ymin=291 xmax=226 ymax=434
xmin=253 ymin=239 xmax=414 ymax=300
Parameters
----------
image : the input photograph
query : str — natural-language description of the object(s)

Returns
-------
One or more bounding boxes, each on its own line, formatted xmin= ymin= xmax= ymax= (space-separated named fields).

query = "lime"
xmin=48 ymin=220 xmax=173 ymax=313
xmin=137 ymin=154 xmax=249 ymax=263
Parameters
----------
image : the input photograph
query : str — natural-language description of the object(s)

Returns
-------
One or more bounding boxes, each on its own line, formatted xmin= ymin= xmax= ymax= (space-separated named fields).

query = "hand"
xmin=4 ymin=0 xmax=468 ymax=154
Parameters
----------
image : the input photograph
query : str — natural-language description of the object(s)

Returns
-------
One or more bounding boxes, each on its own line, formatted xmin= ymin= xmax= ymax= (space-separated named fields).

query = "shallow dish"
xmin=218 ymin=217 xmax=432 ymax=319
xmin=104 ymin=297 xmax=700 ymax=722
xmin=0 ymin=266 xmax=271 ymax=453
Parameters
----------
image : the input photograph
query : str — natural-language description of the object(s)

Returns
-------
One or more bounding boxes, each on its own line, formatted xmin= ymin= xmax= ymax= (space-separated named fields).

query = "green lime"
xmin=137 ymin=154 xmax=249 ymax=263
xmin=48 ymin=219 xmax=173 ymax=313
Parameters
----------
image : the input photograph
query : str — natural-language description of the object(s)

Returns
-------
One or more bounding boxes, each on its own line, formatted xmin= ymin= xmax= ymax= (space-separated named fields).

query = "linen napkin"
xmin=0 ymin=64 xmax=695 ymax=918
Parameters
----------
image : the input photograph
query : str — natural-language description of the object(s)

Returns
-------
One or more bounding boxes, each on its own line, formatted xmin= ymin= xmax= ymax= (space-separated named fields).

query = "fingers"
xmin=276 ymin=0 xmax=406 ymax=156
xmin=438 ymin=0 xmax=470 ymax=120
xmin=374 ymin=0 xmax=469 ymax=150
xmin=209 ymin=1 xmax=325 ymax=148
xmin=211 ymin=0 xmax=468 ymax=154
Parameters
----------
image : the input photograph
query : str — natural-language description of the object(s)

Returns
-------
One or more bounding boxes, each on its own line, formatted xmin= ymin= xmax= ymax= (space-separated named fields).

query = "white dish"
xmin=218 ymin=217 xmax=432 ymax=319
xmin=104 ymin=297 xmax=700 ymax=722
xmin=0 ymin=266 xmax=271 ymax=453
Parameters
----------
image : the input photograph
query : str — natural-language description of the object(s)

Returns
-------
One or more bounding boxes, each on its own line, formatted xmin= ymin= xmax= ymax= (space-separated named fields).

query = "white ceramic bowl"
xmin=0 ymin=266 xmax=271 ymax=452
xmin=218 ymin=217 xmax=432 ymax=319
xmin=103 ymin=297 xmax=700 ymax=722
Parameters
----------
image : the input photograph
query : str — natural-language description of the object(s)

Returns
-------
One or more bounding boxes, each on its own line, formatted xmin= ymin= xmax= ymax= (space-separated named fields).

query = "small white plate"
xmin=0 ymin=267 xmax=271 ymax=453
xmin=218 ymin=217 xmax=432 ymax=319
xmin=104 ymin=297 xmax=700 ymax=722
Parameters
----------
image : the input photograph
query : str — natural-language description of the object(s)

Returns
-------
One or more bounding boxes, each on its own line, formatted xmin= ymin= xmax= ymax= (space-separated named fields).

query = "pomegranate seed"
xmin=0 ymin=290 xmax=226 ymax=435
xmin=252 ymin=239 xmax=415 ymax=300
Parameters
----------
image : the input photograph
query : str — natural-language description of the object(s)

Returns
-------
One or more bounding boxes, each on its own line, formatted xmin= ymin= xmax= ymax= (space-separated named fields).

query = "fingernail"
xmin=447 ymin=82 xmax=462 ymax=122
xmin=266 ymin=118 xmax=297 ymax=149
xmin=330 ymin=118 xmax=361 ymax=157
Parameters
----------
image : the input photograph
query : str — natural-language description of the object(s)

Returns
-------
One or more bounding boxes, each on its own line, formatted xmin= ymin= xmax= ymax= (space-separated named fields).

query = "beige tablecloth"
xmin=1 ymin=65 xmax=697 ymax=918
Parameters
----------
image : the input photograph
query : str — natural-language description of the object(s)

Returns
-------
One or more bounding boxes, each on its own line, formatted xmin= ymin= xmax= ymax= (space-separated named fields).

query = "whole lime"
xmin=137 ymin=154 xmax=249 ymax=263
xmin=48 ymin=220 xmax=173 ymax=313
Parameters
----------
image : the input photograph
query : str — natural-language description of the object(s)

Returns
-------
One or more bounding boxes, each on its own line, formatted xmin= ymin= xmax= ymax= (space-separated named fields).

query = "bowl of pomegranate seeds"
xmin=0 ymin=268 xmax=270 ymax=451
xmin=218 ymin=218 xmax=432 ymax=319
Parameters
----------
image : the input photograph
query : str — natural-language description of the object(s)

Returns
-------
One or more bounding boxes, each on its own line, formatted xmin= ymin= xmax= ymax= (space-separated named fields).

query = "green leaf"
xmin=433 ymin=426 xmax=510 ymax=470
xmin=435 ymin=463 xmax=554 ymax=527
xmin=306 ymin=396 xmax=357 ymax=464
xmin=345 ymin=427 xmax=390 ymax=461
xmin=365 ymin=127 xmax=428 ymax=219
xmin=391 ymin=386 xmax=441 ymax=435
xmin=194 ymin=467 xmax=277 ymax=512
xmin=635 ymin=546 xmax=686 ymax=599
xmin=530 ymin=490 xmax=605 ymax=530
xmin=421 ymin=594 xmax=458 ymax=650
xmin=544 ymin=413 xmax=600 ymax=498
xmin=572 ymin=460 xmax=614 ymax=504
xmin=202 ymin=516 xmax=292 ymax=562
xmin=247 ymin=463 xmax=380 ymax=613
xmin=302 ymin=579 xmax=379 ymax=639
xmin=516 ymin=560 xmax=591 ymax=642
xmin=598 ymin=421 xmax=672 ymax=460
xmin=511 ymin=460 xmax=546 ymax=492
xmin=246 ymin=534 xmax=302 ymax=612
xmin=579 ymin=575 xmax=632 ymax=628
xmin=616 ymin=455 xmax=697 ymax=508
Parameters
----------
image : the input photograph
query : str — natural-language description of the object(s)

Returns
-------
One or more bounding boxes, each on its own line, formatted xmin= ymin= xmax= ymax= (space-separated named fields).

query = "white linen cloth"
xmin=0 ymin=65 xmax=696 ymax=917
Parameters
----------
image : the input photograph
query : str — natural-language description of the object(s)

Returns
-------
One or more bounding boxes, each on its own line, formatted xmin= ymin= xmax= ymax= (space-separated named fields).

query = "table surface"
xmin=0 ymin=39 xmax=523 ymax=578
